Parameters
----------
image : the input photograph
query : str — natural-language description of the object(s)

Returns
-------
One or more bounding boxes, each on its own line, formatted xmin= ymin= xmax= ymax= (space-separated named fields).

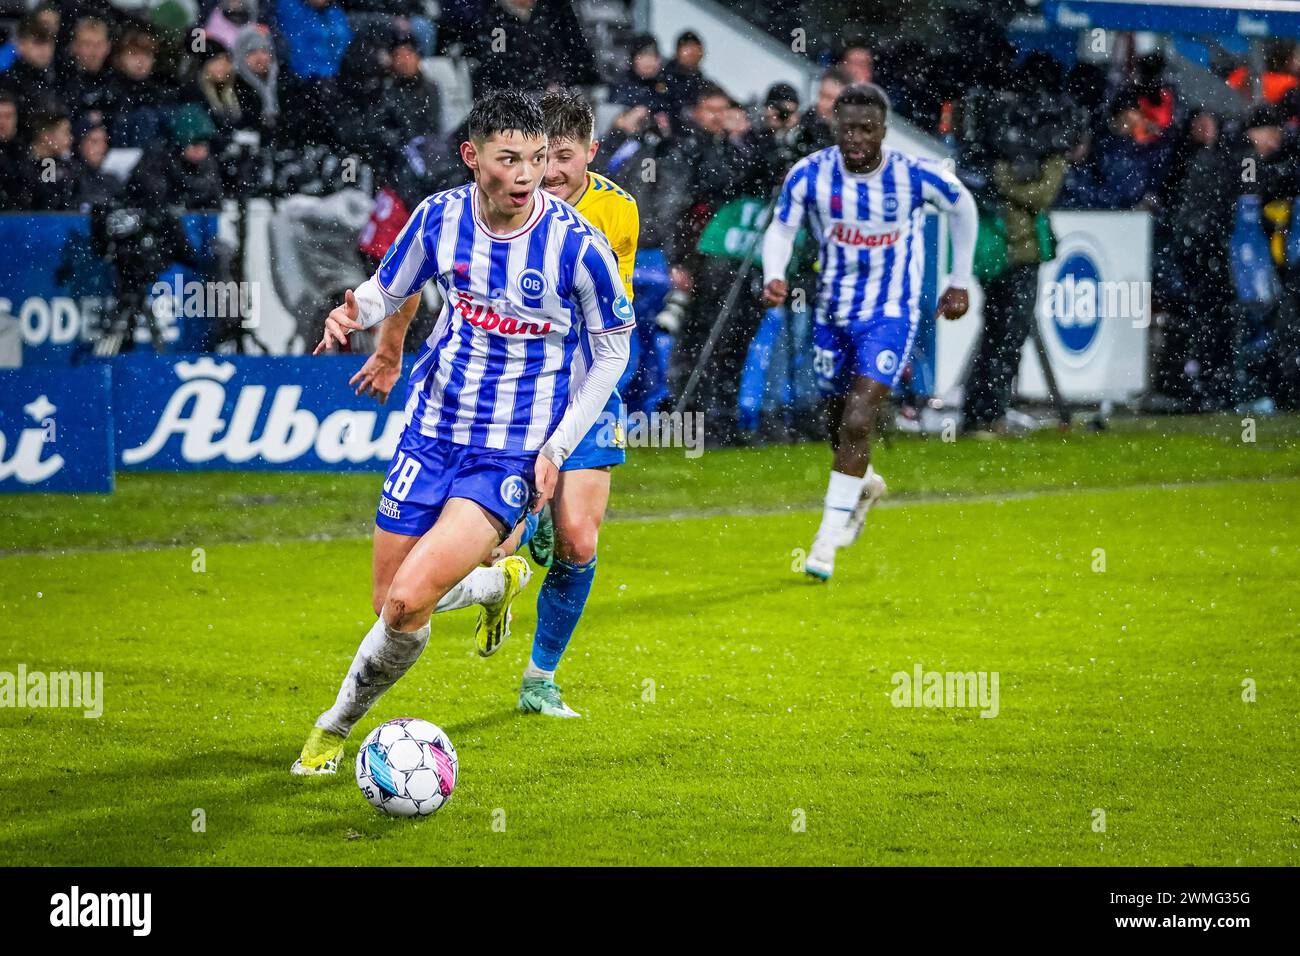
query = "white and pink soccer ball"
xmin=355 ymin=717 xmax=458 ymax=818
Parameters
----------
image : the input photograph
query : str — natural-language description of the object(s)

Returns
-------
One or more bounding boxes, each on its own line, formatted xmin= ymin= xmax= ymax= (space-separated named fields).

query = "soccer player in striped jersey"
xmin=352 ymin=90 xmax=638 ymax=719
xmin=292 ymin=90 xmax=633 ymax=775
xmin=761 ymin=83 xmax=977 ymax=581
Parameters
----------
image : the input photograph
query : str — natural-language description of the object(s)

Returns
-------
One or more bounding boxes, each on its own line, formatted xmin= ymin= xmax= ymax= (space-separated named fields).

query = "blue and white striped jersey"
xmin=376 ymin=184 xmax=634 ymax=452
xmin=773 ymin=145 xmax=966 ymax=325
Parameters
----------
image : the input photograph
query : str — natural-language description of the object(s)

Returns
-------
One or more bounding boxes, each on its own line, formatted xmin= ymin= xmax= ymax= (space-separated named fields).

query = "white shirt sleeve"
xmin=353 ymin=276 xmax=402 ymax=330
xmin=540 ymin=328 xmax=632 ymax=469
xmin=943 ymin=185 xmax=978 ymax=291
xmin=761 ymin=217 xmax=799 ymax=286
xmin=918 ymin=161 xmax=978 ymax=290
xmin=762 ymin=161 xmax=810 ymax=285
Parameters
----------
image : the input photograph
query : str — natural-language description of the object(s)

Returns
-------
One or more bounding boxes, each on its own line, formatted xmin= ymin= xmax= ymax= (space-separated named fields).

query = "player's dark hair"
xmin=676 ymin=30 xmax=702 ymax=50
xmin=833 ymin=82 xmax=890 ymax=118
xmin=541 ymin=88 xmax=594 ymax=144
xmin=467 ymin=88 xmax=546 ymax=143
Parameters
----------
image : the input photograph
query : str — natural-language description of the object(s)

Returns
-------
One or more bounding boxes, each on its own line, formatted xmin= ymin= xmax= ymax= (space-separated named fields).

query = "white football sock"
xmin=523 ymin=660 xmax=555 ymax=681
xmin=816 ymin=470 xmax=866 ymax=544
xmin=433 ymin=565 xmax=506 ymax=614
xmin=316 ymin=616 xmax=431 ymax=737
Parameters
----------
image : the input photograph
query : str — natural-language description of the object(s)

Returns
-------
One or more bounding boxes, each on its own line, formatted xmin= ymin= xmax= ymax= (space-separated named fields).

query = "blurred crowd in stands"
xmin=1 ymin=0 xmax=1298 ymax=425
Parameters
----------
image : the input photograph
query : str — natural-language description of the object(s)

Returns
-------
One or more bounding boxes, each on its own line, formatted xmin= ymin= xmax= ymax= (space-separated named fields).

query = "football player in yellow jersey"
xmin=353 ymin=89 xmax=639 ymax=718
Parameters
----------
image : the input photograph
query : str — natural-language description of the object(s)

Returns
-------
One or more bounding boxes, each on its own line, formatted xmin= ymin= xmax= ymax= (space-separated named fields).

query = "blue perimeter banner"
xmin=0 ymin=212 xmax=219 ymax=364
xmin=0 ymin=365 xmax=114 ymax=493
xmin=1041 ymin=1 xmax=1300 ymax=40
xmin=114 ymin=354 xmax=414 ymax=472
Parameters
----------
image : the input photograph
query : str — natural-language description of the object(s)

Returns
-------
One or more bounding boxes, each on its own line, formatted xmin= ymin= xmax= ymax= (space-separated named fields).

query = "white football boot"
xmin=803 ymin=535 xmax=837 ymax=582
xmin=844 ymin=469 xmax=887 ymax=545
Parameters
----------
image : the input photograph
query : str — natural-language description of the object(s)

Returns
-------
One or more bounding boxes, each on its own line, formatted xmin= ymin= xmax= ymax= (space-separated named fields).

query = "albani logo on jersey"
xmin=829 ymin=223 xmax=903 ymax=248
xmin=452 ymin=291 xmax=553 ymax=336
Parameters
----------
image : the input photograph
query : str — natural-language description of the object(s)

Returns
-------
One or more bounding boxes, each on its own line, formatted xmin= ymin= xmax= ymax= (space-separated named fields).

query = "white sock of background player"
xmin=815 ymin=470 xmax=866 ymax=545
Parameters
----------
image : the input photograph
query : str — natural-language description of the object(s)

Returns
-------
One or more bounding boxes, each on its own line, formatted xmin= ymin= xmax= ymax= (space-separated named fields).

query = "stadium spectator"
xmin=190 ymin=39 xmax=241 ymax=146
xmin=611 ymin=33 xmax=673 ymax=119
xmin=339 ymin=0 xmax=437 ymax=57
xmin=338 ymin=26 xmax=439 ymax=180
xmin=793 ymin=66 xmax=846 ymax=157
xmin=22 ymin=1 xmax=60 ymax=44
xmin=1227 ymin=38 xmax=1298 ymax=104
xmin=1153 ymin=109 xmax=1237 ymax=409
xmin=382 ymin=30 xmax=440 ymax=146
xmin=202 ymin=0 xmax=261 ymax=53
xmin=124 ymin=103 xmax=224 ymax=211
xmin=1237 ymin=104 xmax=1293 ymax=203
xmin=68 ymin=113 xmax=121 ymax=210
xmin=837 ymin=38 xmax=873 ymax=85
xmin=666 ymin=81 xmax=761 ymax=439
xmin=596 ymin=103 xmax=687 ymax=252
xmin=335 ymin=21 xmax=395 ymax=158
xmin=57 ymin=17 xmax=115 ymax=125
xmin=1065 ymin=60 xmax=1108 ymax=135
xmin=467 ymin=0 xmax=597 ymax=93
xmin=875 ymin=37 xmax=943 ymax=134
xmin=1060 ymin=88 xmax=1169 ymax=210
xmin=0 ymin=90 xmax=23 ymax=207
xmin=106 ymin=28 xmax=173 ymax=149
xmin=49 ymin=0 xmax=109 ymax=51
xmin=275 ymin=0 xmax=352 ymax=145
xmin=746 ymin=81 xmax=802 ymax=195
xmin=962 ymin=133 xmax=1066 ymax=435
xmin=0 ymin=13 xmax=59 ymax=120
xmin=6 ymin=106 xmax=75 ymax=211
xmin=663 ymin=30 xmax=708 ymax=120
xmin=232 ymin=24 xmax=279 ymax=141
xmin=1134 ymin=52 xmax=1179 ymax=143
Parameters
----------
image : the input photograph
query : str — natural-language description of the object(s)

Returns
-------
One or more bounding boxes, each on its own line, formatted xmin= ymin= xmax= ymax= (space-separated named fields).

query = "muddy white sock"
xmin=316 ymin=616 xmax=430 ymax=737
xmin=433 ymin=565 xmax=506 ymax=614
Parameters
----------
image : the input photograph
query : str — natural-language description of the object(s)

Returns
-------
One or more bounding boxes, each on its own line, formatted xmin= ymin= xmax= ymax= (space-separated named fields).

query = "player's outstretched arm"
xmin=348 ymin=293 xmax=421 ymax=403
xmin=314 ymin=289 xmax=363 ymax=354
xmin=316 ymin=197 xmax=438 ymax=354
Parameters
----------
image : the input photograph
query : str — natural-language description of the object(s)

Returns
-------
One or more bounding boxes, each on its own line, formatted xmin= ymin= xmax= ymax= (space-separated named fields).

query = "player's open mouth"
xmin=507 ymin=190 xmax=533 ymax=206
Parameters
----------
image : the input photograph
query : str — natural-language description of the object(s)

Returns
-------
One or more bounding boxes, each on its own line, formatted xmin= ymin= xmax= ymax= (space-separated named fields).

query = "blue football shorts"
xmin=812 ymin=312 xmax=918 ymax=393
xmin=375 ymin=427 xmax=536 ymax=539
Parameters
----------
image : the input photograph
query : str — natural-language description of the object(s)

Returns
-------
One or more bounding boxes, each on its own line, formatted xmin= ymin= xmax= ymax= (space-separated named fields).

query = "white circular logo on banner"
xmin=876 ymin=350 xmax=898 ymax=375
xmin=1040 ymin=233 xmax=1118 ymax=370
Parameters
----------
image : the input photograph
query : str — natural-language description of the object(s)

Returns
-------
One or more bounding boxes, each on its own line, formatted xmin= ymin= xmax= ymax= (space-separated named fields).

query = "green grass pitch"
xmin=1 ymin=416 xmax=1297 ymax=866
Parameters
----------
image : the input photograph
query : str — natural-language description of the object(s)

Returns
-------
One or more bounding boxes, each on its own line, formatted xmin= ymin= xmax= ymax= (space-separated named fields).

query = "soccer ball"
xmin=355 ymin=717 xmax=458 ymax=818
